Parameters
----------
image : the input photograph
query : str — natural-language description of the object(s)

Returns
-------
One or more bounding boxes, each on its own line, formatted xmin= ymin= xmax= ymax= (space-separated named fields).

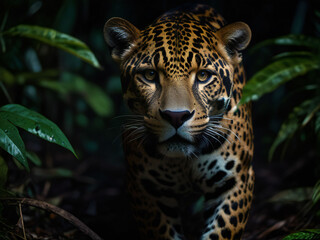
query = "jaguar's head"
xmin=104 ymin=14 xmax=251 ymax=158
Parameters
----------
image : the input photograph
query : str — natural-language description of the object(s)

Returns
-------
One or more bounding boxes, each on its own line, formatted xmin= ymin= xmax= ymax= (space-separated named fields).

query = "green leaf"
xmin=37 ymin=72 xmax=114 ymax=117
xmin=240 ymin=57 xmax=320 ymax=104
xmin=0 ymin=67 xmax=14 ymax=85
xmin=251 ymin=35 xmax=320 ymax=52
xmin=4 ymin=24 xmax=101 ymax=69
xmin=0 ymin=115 xmax=28 ymax=169
xmin=315 ymin=111 xmax=320 ymax=134
xmin=269 ymin=98 xmax=320 ymax=160
xmin=0 ymin=11 xmax=8 ymax=53
xmin=15 ymin=69 xmax=60 ymax=84
xmin=0 ymin=104 xmax=77 ymax=158
xmin=282 ymin=229 xmax=320 ymax=240
xmin=269 ymin=187 xmax=313 ymax=203
xmin=273 ymin=51 xmax=314 ymax=60
xmin=312 ymin=180 xmax=320 ymax=204
xmin=26 ymin=151 xmax=41 ymax=167
xmin=302 ymin=104 xmax=320 ymax=127
xmin=0 ymin=155 xmax=8 ymax=188
xmin=32 ymin=167 xmax=73 ymax=179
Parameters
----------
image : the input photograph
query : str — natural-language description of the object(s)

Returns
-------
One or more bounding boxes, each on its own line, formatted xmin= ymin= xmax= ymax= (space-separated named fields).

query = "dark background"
xmin=1 ymin=0 xmax=320 ymax=239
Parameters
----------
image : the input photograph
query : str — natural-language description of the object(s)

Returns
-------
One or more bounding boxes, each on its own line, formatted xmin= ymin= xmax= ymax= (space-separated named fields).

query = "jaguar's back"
xmin=104 ymin=4 xmax=254 ymax=240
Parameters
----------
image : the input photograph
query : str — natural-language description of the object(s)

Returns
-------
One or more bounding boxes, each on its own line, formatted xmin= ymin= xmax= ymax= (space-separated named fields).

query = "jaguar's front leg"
xmin=127 ymin=174 xmax=184 ymax=240
xmin=201 ymin=166 xmax=254 ymax=240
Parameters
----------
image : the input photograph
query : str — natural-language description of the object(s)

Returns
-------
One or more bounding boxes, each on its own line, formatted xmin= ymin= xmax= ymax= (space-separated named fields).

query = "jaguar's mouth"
xmin=142 ymin=125 xmax=229 ymax=158
xmin=157 ymin=134 xmax=196 ymax=158
xmin=160 ymin=134 xmax=193 ymax=145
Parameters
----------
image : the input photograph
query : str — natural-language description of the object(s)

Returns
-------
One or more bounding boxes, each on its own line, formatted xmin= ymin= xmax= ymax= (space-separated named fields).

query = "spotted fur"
xmin=104 ymin=4 xmax=254 ymax=240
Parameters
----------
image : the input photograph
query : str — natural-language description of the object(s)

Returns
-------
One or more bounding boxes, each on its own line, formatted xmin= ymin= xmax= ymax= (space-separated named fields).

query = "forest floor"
xmin=2 ymin=146 xmax=319 ymax=240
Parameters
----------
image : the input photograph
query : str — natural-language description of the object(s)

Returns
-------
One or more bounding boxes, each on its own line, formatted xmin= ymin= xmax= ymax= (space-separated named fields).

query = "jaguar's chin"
xmin=157 ymin=143 xmax=196 ymax=158
xmin=157 ymin=135 xmax=196 ymax=158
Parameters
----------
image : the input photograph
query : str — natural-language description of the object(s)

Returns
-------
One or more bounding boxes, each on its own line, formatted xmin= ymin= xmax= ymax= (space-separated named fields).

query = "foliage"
xmin=313 ymin=180 xmax=320 ymax=204
xmin=240 ymin=56 xmax=319 ymax=104
xmin=0 ymin=12 xmax=113 ymax=118
xmin=37 ymin=72 xmax=114 ymax=116
xmin=242 ymin=10 xmax=320 ymax=239
xmin=268 ymin=187 xmax=313 ymax=203
xmin=0 ymin=2 xmax=107 ymax=172
xmin=1 ymin=69 xmax=114 ymax=117
xmin=0 ymin=1 xmax=112 ymax=238
xmin=282 ymin=229 xmax=320 ymax=240
xmin=3 ymin=24 xmax=101 ymax=69
xmin=241 ymin=34 xmax=320 ymax=160
xmin=0 ymin=104 xmax=76 ymax=170
xmin=268 ymin=97 xmax=320 ymax=160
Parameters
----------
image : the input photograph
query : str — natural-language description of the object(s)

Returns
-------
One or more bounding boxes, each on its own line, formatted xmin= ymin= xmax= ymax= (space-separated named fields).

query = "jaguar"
xmin=104 ymin=4 xmax=254 ymax=240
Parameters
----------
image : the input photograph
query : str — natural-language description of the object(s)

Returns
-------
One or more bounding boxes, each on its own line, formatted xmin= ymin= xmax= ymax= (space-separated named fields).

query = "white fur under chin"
xmin=157 ymin=142 xmax=196 ymax=158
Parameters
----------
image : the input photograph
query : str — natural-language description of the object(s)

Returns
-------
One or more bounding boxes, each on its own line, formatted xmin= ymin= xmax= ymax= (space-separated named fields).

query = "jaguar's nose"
xmin=159 ymin=109 xmax=194 ymax=129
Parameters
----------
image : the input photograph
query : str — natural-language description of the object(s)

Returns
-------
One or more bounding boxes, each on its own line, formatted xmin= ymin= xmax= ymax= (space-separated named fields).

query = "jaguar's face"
xmin=125 ymin=47 xmax=234 ymax=158
xmin=104 ymin=17 xmax=251 ymax=158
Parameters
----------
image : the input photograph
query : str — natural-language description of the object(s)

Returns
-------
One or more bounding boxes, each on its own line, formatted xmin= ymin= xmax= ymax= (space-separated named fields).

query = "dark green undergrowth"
xmin=241 ymin=10 xmax=320 ymax=239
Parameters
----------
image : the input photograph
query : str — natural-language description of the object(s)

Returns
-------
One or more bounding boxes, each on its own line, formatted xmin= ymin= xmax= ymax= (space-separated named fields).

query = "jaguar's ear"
xmin=104 ymin=17 xmax=140 ymax=63
xmin=216 ymin=22 xmax=251 ymax=64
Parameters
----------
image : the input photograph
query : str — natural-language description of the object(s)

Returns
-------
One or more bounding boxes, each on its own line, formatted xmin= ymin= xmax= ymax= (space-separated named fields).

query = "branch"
xmin=0 ymin=197 xmax=102 ymax=240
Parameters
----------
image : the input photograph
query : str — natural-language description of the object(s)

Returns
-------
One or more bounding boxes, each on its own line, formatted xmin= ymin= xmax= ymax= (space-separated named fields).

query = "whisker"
xmin=206 ymin=128 xmax=231 ymax=144
xmin=205 ymin=131 xmax=225 ymax=145
xmin=209 ymin=116 xmax=233 ymax=121
xmin=113 ymin=114 xmax=144 ymax=120
xmin=203 ymin=135 xmax=215 ymax=149
xmin=112 ymin=132 xmax=124 ymax=144
xmin=209 ymin=120 xmax=225 ymax=125
xmin=215 ymin=129 xmax=235 ymax=145
xmin=123 ymin=126 xmax=146 ymax=143
xmin=190 ymin=151 xmax=199 ymax=160
xmin=128 ymin=133 xmax=145 ymax=144
xmin=209 ymin=123 xmax=241 ymax=142
xmin=138 ymin=134 xmax=149 ymax=149
xmin=208 ymin=121 xmax=240 ymax=138
xmin=204 ymin=131 xmax=222 ymax=146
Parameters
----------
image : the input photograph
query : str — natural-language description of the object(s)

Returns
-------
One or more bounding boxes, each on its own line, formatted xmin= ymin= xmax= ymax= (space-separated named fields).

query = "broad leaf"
xmin=32 ymin=167 xmax=74 ymax=179
xmin=240 ymin=57 xmax=320 ymax=104
xmin=269 ymin=98 xmax=320 ymax=160
xmin=251 ymin=35 xmax=320 ymax=52
xmin=273 ymin=51 xmax=314 ymax=60
xmin=0 ymin=68 xmax=60 ymax=86
xmin=26 ymin=151 xmax=42 ymax=167
xmin=315 ymin=111 xmax=320 ymax=133
xmin=0 ymin=104 xmax=76 ymax=158
xmin=37 ymin=72 xmax=114 ymax=117
xmin=312 ymin=180 xmax=320 ymax=204
xmin=0 ymin=67 xmax=14 ymax=85
xmin=15 ymin=69 xmax=60 ymax=84
xmin=0 ymin=115 xmax=28 ymax=169
xmin=4 ymin=69 xmax=113 ymax=116
xmin=269 ymin=187 xmax=313 ymax=203
xmin=302 ymin=104 xmax=320 ymax=127
xmin=282 ymin=229 xmax=320 ymax=240
xmin=4 ymin=25 xmax=101 ymax=69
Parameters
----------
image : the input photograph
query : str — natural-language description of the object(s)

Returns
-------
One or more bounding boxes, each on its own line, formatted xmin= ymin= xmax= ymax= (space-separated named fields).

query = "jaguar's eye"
xmin=196 ymin=70 xmax=213 ymax=83
xmin=144 ymin=69 xmax=158 ymax=82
